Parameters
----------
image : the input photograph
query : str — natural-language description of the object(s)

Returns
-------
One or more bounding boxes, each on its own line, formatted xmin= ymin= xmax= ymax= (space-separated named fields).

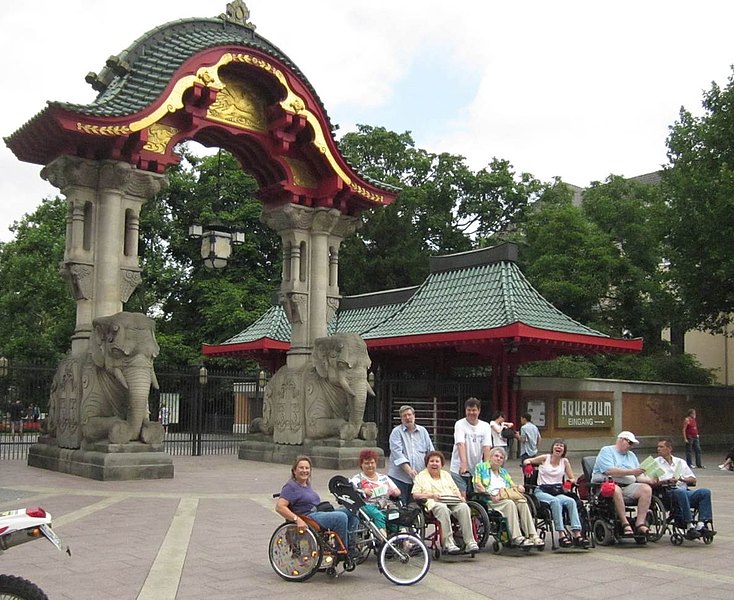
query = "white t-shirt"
xmin=450 ymin=418 xmax=492 ymax=474
xmin=490 ymin=420 xmax=508 ymax=447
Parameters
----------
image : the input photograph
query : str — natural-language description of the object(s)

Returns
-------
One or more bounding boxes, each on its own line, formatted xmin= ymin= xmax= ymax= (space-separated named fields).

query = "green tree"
xmin=582 ymin=175 xmax=673 ymax=348
xmin=664 ymin=66 xmax=734 ymax=332
xmin=521 ymin=183 xmax=617 ymax=326
xmin=0 ymin=197 xmax=74 ymax=362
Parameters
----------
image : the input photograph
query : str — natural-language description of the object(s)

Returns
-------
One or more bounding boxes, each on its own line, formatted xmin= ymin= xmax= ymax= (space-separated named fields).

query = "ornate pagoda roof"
xmin=202 ymin=242 xmax=642 ymax=363
xmin=5 ymin=1 xmax=398 ymax=213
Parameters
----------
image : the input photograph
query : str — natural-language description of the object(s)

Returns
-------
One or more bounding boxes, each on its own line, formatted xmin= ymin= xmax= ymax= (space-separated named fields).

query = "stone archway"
xmin=6 ymin=0 xmax=397 ymax=365
xmin=6 ymin=1 xmax=398 ymax=473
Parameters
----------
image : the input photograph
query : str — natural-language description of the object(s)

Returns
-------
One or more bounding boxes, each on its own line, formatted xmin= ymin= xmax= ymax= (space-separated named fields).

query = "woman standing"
xmin=412 ymin=451 xmax=479 ymax=554
xmin=523 ymin=439 xmax=588 ymax=547
xmin=475 ymin=447 xmax=543 ymax=549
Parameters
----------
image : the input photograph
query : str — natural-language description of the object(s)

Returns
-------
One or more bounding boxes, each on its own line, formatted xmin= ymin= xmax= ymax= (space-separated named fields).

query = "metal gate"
xmin=375 ymin=378 xmax=488 ymax=454
xmin=151 ymin=367 xmax=263 ymax=456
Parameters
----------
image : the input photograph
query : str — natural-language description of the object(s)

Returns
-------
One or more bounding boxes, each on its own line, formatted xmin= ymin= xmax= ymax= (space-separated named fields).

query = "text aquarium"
xmin=556 ymin=399 xmax=613 ymax=428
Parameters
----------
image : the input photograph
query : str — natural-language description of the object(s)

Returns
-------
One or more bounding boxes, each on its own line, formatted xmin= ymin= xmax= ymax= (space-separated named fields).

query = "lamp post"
xmin=0 ymin=356 xmax=7 ymax=378
xmin=189 ymin=221 xmax=244 ymax=270
xmin=193 ymin=365 xmax=208 ymax=456
xmin=256 ymin=369 xmax=268 ymax=424
xmin=0 ymin=356 xmax=7 ymax=418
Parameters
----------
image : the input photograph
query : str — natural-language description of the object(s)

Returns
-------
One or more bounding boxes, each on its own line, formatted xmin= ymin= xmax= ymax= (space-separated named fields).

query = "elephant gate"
xmin=6 ymin=2 xmax=397 ymax=476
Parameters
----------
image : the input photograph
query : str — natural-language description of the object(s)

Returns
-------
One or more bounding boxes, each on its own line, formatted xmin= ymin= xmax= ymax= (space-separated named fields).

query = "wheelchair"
xmin=463 ymin=474 xmax=536 ymax=553
xmin=653 ymin=484 xmax=715 ymax=546
xmin=522 ymin=464 xmax=593 ymax=550
xmin=580 ymin=456 xmax=665 ymax=546
xmin=413 ymin=493 xmax=490 ymax=560
xmin=268 ymin=475 xmax=431 ymax=585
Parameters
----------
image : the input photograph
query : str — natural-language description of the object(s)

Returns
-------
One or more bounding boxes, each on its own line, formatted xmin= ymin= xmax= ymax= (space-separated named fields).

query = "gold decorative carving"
xmin=76 ymin=123 xmax=131 ymax=136
xmin=284 ymin=157 xmax=318 ymax=189
xmin=349 ymin=183 xmax=385 ymax=204
xmin=143 ymin=124 xmax=179 ymax=154
xmin=207 ymin=76 xmax=267 ymax=132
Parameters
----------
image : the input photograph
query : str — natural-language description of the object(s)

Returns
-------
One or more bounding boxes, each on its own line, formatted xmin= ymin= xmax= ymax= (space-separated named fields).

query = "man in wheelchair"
xmin=653 ymin=438 xmax=716 ymax=540
xmin=591 ymin=431 xmax=653 ymax=537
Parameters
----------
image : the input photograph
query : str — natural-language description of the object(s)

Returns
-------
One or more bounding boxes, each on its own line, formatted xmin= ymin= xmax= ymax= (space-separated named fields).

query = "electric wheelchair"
xmin=522 ymin=464 xmax=592 ymax=550
xmin=579 ymin=456 xmax=665 ymax=546
xmin=268 ymin=475 xmax=430 ymax=585
xmin=652 ymin=483 xmax=716 ymax=546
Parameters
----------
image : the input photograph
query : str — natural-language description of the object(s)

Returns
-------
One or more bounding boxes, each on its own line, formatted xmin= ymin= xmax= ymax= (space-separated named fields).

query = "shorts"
xmin=621 ymin=483 xmax=646 ymax=500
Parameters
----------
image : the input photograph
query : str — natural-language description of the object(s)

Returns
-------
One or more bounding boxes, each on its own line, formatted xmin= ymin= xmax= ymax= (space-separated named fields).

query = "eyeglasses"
xmin=623 ymin=439 xmax=633 ymax=444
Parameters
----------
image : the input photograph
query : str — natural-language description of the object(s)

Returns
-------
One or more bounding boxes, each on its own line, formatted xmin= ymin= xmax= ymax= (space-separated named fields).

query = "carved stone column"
xmin=42 ymin=156 xmax=167 ymax=355
xmin=261 ymin=203 xmax=360 ymax=368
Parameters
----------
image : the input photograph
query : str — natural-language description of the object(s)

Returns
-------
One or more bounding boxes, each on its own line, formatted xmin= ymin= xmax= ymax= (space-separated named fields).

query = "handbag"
xmin=501 ymin=426 xmax=515 ymax=440
xmin=498 ymin=486 xmax=525 ymax=502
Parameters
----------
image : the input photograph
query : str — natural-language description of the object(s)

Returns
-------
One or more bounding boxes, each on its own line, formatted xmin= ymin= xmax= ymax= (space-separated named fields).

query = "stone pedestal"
xmin=28 ymin=438 xmax=174 ymax=481
xmin=238 ymin=434 xmax=385 ymax=470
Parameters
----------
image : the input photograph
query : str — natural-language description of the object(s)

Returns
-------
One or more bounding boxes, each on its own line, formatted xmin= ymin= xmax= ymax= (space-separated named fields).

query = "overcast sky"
xmin=2 ymin=0 xmax=733 ymax=242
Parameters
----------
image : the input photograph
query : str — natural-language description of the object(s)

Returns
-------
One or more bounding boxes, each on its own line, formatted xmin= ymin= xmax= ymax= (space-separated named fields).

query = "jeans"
xmin=310 ymin=507 xmax=358 ymax=548
xmin=685 ymin=437 xmax=703 ymax=468
xmin=670 ymin=487 xmax=713 ymax=523
xmin=394 ymin=479 xmax=414 ymax=505
xmin=533 ymin=489 xmax=582 ymax=531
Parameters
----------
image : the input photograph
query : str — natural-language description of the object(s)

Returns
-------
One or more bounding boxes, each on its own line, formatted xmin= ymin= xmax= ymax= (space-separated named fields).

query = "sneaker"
xmin=444 ymin=543 xmax=461 ymax=554
xmin=698 ymin=465 xmax=706 ymax=469
xmin=719 ymin=464 xmax=727 ymax=470
xmin=512 ymin=536 xmax=527 ymax=547
xmin=521 ymin=537 xmax=535 ymax=547
xmin=465 ymin=541 xmax=480 ymax=553
xmin=695 ymin=521 xmax=705 ymax=531
xmin=690 ymin=465 xmax=696 ymax=469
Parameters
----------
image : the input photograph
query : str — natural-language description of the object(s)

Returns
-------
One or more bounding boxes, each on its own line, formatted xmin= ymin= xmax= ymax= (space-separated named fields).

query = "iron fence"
xmin=0 ymin=362 xmax=264 ymax=460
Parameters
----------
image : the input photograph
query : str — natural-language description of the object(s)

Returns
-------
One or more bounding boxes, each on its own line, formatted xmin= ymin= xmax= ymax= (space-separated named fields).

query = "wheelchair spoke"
xmin=378 ymin=533 xmax=430 ymax=586
xmin=268 ymin=523 xmax=322 ymax=582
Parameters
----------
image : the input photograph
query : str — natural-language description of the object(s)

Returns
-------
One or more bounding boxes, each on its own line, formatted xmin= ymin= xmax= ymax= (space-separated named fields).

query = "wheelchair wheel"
xmin=646 ymin=496 xmax=667 ymax=542
xmin=670 ymin=532 xmax=684 ymax=545
xmin=467 ymin=500 xmax=491 ymax=548
xmin=593 ymin=519 xmax=615 ymax=546
xmin=268 ymin=523 xmax=322 ymax=582
xmin=492 ymin=540 xmax=503 ymax=554
xmin=378 ymin=532 xmax=430 ymax=586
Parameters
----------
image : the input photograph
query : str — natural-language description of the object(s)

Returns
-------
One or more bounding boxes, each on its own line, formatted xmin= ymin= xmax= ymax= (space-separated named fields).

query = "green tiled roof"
xmin=222 ymin=305 xmax=291 ymax=344
xmin=214 ymin=243 xmax=608 ymax=349
xmin=361 ymin=257 xmax=607 ymax=340
xmin=54 ymin=17 xmax=323 ymax=119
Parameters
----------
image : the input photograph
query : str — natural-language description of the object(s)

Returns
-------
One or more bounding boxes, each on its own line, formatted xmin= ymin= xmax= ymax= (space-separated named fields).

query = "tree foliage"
xmin=664 ymin=66 xmax=734 ymax=332
xmin=0 ymin=197 xmax=75 ymax=362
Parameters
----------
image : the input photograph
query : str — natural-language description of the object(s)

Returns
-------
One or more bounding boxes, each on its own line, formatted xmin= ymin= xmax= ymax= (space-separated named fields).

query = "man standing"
xmin=682 ymin=408 xmax=704 ymax=469
xmin=9 ymin=399 xmax=25 ymax=440
xmin=450 ymin=397 xmax=492 ymax=495
xmin=388 ymin=405 xmax=435 ymax=504
xmin=518 ymin=412 xmax=541 ymax=462
xmin=654 ymin=438 xmax=715 ymax=539
xmin=592 ymin=431 xmax=653 ymax=536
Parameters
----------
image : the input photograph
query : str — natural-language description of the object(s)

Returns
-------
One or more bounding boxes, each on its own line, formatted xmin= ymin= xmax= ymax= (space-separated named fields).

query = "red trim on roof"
xmin=201 ymin=338 xmax=290 ymax=357
xmin=365 ymin=322 xmax=642 ymax=353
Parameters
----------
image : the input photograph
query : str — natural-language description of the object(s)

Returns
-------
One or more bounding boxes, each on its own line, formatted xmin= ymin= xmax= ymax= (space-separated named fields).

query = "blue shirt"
xmin=592 ymin=445 xmax=639 ymax=484
xmin=388 ymin=423 xmax=434 ymax=484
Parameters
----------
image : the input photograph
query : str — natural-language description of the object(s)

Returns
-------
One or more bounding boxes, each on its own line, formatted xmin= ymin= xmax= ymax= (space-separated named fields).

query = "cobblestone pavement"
xmin=0 ymin=452 xmax=732 ymax=600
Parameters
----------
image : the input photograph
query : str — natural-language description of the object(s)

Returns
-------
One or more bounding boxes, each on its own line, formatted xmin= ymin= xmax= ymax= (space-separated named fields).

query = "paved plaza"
xmin=1 ymin=451 xmax=733 ymax=600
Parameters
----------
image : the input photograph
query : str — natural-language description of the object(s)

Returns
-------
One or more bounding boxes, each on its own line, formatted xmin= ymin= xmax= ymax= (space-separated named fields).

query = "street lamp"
xmin=0 ymin=356 xmax=7 ymax=378
xmin=198 ymin=365 xmax=209 ymax=385
xmin=258 ymin=369 xmax=268 ymax=389
xmin=189 ymin=221 xmax=244 ymax=270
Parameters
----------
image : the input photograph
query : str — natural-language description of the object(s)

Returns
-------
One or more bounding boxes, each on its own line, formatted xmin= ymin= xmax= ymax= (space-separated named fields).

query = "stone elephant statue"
xmin=46 ymin=312 xmax=164 ymax=448
xmin=256 ymin=333 xmax=376 ymax=444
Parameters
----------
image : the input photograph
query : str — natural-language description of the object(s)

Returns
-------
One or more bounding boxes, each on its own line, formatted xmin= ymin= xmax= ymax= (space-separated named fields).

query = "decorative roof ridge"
xmin=500 ymin=261 xmax=517 ymax=324
xmin=429 ymin=242 xmax=518 ymax=273
xmin=340 ymin=286 xmax=419 ymax=310
xmin=222 ymin=304 xmax=280 ymax=343
xmin=359 ymin=277 xmax=432 ymax=337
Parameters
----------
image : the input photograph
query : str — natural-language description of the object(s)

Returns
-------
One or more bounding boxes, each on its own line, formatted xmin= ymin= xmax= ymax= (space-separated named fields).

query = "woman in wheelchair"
xmin=475 ymin=446 xmax=544 ymax=549
xmin=275 ymin=455 xmax=359 ymax=556
xmin=412 ymin=450 xmax=480 ymax=554
xmin=523 ymin=439 xmax=589 ymax=548
xmin=349 ymin=448 xmax=402 ymax=536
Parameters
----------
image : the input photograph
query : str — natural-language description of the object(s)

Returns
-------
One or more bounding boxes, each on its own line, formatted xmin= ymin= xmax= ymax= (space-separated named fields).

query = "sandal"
xmin=622 ymin=522 xmax=634 ymax=536
xmin=634 ymin=523 xmax=650 ymax=536
xmin=558 ymin=533 xmax=573 ymax=548
xmin=573 ymin=535 xmax=590 ymax=548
